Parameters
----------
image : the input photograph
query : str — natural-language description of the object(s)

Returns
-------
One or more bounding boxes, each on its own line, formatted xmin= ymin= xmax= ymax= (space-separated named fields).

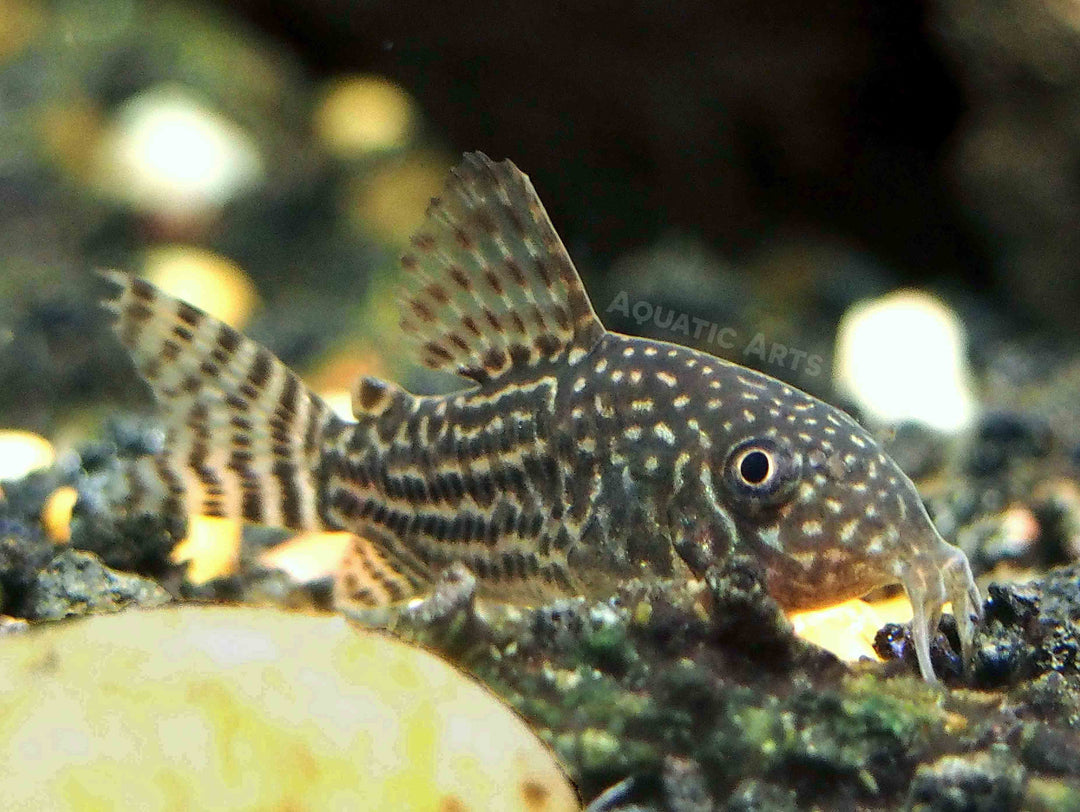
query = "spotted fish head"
xmin=684 ymin=362 xmax=981 ymax=682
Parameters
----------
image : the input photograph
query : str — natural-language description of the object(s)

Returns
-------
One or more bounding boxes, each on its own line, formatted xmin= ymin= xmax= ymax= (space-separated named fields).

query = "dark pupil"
xmin=740 ymin=450 xmax=770 ymax=484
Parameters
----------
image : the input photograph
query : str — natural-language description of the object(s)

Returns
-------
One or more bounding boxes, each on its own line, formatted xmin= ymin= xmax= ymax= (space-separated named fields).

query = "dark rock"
xmin=0 ymin=531 xmax=60 ymax=618
xmin=965 ymin=411 xmax=1053 ymax=477
xmin=1020 ymin=723 xmax=1080 ymax=777
xmin=723 ymin=779 xmax=799 ymax=811
xmin=872 ymin=620 xmax=965 ymax=684
xmin=68 ymin=464 xmax=184 ymax=577
xmin=23 ymin=549 xmax=171 ymax=621
xmin=908 ymin=748 xmax=1025 ymax=812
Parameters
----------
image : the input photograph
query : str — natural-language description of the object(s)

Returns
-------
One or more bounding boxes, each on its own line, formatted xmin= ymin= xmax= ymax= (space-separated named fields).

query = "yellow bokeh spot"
xmin=788 ymin=599 xmax=888 ymax=663
xmin=143 ymin=245 xmax=259 ymax=329
xmin=0 ymin=430 xmax=55 ymax=481
xmin=789 ymin=594 xmax=937 ymax=663
xmin=314 ymin=75 xmax=417 ymax=157
xmin=0 ymin=0 xmax=44 ymax=63
xmin=258 ymin=531 xmax=353 ymax=584
xmin=170 ymin=516 xmax=242 ymax=584
xmin=42 ymin=486 xmax=78 ymax=543
xmin=348 ymin=151 xmax=450 ymax=242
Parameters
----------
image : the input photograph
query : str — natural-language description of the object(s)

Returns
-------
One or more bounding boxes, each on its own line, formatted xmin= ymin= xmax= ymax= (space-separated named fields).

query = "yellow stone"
xmin=0 ymin=606 xmax=579 ymax=812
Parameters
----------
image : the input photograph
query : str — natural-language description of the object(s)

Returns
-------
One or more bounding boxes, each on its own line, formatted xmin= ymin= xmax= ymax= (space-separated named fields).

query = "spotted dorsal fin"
xmin=398 ymin=152 xmax=606 ymax=386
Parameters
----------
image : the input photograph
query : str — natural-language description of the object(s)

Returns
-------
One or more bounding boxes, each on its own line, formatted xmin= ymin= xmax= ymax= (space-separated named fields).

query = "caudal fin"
xmin=99 ymin=270 xmax=344 ymax=531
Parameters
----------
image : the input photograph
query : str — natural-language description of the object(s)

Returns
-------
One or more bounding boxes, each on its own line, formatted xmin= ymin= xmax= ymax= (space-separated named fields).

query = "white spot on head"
xmin=673 ymin=451 xmax=691 ymax=490
xmin=825 ymin=498 xmax=842 ymax=514
xmin=849 ymin=433 xmax=867 ymax=449
xmin=673 ymin=395 xmax=690 ymax=409
xmin=798 ymin=482 xmax=816 ymax=503
xmin=574 ymin=377 xmax=587 ymax=393
xmin=656 ymin=371 xmax=678 ymax=388
xmin=741 ymin=391 xmax=760 ymax=402
xmin=865 ymin=504 xmax=878 ymax=519
xmin=623 ymin=347 xmax=635 ymax=358
xmin=624 ymin=426 xmax=642 ymax=440
xmin=685 ymin=358 xmax=698 ymax=368
xmin=840 ymin=518 xmax=859 ymax=543
xmin=667 ymin=349 xmax=678 ymax=358
xmin=630 ymin=370 xmax=643 ymax=384
xmin=758 ymin=525 xmax=782 ymax=551
xmin=709 ymin=380 xmax=722 ymax=390
xmin=632 ymin=399 xmax=654 ymax=413
xmin=644 ymin=346 xmax=658 ymax=357
xmin=611 ymin=370 xmax=624 ymax=383
xmin=866 ymin=535 xmax=884 ymax=555
xmin=707 ymin=399 xmax=722 ymax=410
xmin=703 ymin=366 xmax=713 ymax=375
xmin=594 ymin=358 xmax=609 ymax=374
xmin=802 ymin=520 xmax=823 ymax=536
xmin=742 ymin=409 xmax=756 ymax=423
xmin=645 ymin=455 xmax=659 ymax=471
xmin=571 ymin=406 xmax=584 ymax=420
xmin=568 ymin=347 xmax=587 ymax=365
xmin=654 ymin=422 xmax=676 ymax=445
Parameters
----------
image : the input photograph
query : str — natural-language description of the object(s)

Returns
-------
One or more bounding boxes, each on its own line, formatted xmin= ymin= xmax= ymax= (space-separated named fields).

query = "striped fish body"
xmin=102 ymin=153 xmax=980 ymax=682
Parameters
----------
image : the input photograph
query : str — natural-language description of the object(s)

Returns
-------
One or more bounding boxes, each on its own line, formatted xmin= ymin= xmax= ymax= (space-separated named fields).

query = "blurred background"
xmin=2 ymin=0 xmax=1080 ymax=450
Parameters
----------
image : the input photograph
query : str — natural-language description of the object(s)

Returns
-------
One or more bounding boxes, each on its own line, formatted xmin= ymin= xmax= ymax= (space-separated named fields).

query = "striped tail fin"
xmin=99 ymin=270 xmax=345 ymax=531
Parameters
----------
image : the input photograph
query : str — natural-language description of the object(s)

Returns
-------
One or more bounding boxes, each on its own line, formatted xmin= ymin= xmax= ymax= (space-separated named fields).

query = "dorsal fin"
xmin=398 ymin=152 xmax=606 ymax=386
xmin=351 ymin=375 xmax=416 ymax=419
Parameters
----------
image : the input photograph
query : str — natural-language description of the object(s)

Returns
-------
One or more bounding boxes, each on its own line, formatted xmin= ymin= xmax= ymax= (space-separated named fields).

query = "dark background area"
xmin=223 ymin=0 xmax=984 ymax=283
xmin=3 ymin=0 xmax=1080 ymax=433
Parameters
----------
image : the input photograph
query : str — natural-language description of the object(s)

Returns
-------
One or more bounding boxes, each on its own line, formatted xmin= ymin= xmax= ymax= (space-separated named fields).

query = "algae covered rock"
xmin=23 ymin=548 xmax=172 ymax=620
xmin=0 ymin=605 xmax=578 ymax=812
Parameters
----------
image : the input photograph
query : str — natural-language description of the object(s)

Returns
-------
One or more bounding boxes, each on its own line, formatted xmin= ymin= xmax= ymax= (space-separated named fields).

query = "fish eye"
xmin=722 ymin=437 xmax=800 ymax=510
xmin=739 ymin=449 xmax=771 ymax=485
